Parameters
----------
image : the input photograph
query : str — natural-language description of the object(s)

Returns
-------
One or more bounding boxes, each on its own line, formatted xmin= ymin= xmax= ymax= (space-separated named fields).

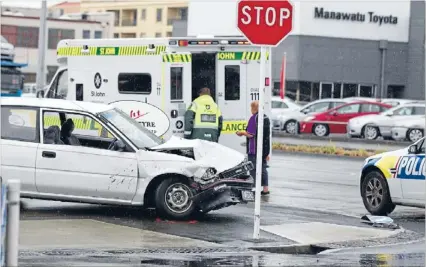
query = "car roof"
xmin=1 ymin=97 xmax=113 ymax=114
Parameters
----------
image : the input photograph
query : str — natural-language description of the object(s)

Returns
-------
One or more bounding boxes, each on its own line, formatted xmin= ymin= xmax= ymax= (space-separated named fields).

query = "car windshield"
xmin=98 ymin=108 xmax=164 ymax=149
xmin=381 ymin=105 xmax=404 ymax=115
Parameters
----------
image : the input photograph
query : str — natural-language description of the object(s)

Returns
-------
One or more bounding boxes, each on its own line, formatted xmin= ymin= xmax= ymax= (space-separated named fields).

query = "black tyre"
xmin=407 ymin=128 xmax=424 ymax=143
xmin=155 ymin=177 xmax=196 ymax=220
xmin=312 ymin=124 xmax=329 ymax=137
xmin=361 ymin=171 xmax=396 ymax=215
xmin=284 ymin=120 xmax=298 ymax=135
xmin=363 ymin=125 xmax=380 ymax=140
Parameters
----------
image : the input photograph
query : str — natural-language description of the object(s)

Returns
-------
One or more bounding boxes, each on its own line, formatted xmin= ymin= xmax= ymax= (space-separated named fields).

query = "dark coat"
xmin=245 ymin=113 xmax=271 ymax=160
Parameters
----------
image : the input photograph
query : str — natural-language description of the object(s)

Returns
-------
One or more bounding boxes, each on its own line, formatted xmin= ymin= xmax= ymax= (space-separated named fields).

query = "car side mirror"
xmin=116 ymin=140 xmax=126 ymax=152
xmin=302 ymin=108 xmax=310 ymax=114
xmin=408 ymin=145 xmax=418 ymax=154
xmin=330 ymin=110 xmax=338 ymax=116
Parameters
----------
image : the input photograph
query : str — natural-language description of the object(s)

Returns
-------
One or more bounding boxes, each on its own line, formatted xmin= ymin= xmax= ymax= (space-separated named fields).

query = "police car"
xmin=360 ymin=137 xmax=425 ymax=215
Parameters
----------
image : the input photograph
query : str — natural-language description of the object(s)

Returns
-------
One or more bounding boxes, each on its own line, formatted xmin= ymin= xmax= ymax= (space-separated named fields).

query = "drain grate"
xmin=105 ymin=247 xmax=250 ymax=254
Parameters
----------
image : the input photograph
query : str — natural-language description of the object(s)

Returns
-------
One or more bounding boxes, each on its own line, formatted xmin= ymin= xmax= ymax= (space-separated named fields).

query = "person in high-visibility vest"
xmin=184 ymin=87 xmax=223 ymax=142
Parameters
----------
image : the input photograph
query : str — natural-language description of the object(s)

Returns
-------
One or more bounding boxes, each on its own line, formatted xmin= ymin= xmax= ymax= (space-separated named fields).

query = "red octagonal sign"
xmin=237 ymin=0 xmax=294 ymax=47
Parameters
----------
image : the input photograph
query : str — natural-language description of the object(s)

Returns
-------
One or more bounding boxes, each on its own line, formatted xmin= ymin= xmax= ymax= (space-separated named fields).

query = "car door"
xmin=328 ymin=103 xmax=361 ymax=133
xmin=1 ymin=105 xmax=39 ymax=193
xmin=35 ymin=108 xmax=138 ymax=202
xmin=399 ymin=139 xmax=425 ymax=202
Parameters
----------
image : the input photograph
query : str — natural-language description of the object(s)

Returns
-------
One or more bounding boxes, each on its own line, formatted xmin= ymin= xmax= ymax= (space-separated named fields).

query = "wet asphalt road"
xmin=20 ymin=153 xmax=425 ymax=266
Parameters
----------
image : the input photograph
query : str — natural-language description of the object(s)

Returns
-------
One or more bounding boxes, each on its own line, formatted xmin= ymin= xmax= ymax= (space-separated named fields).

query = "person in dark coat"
xmin=236 ymin=101 xmax=271 ymax=195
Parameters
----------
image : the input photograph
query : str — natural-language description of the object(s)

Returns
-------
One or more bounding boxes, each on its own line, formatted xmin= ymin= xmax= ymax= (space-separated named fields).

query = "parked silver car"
xmin=391 ymin=116 xmax=425 ymax=142
xmin=272 ymin=98 xmax=349 ymax=134
xmin=347 ymin=103 xmax=425 ymax=140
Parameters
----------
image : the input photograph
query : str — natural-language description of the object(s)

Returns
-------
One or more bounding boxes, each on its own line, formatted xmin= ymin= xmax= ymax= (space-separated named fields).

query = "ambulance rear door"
xmin=216 ymin=51 xmax=248 ymax=153
xmin=161 ymin=52 xmax=192 ymax=140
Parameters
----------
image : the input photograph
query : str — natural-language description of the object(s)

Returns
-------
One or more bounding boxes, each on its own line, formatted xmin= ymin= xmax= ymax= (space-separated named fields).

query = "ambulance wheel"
xmin=361 ymin=171 xmax=396 ymax=215
xmin=313 ymin=124 xmax=329 ymax=137
xmin=155 ymin=177 xmax=196 ymax=220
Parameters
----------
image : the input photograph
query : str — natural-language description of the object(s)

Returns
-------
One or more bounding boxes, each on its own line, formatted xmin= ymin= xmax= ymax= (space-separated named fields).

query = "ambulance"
xmin=43 ymin=37 xmax=273 ymax=153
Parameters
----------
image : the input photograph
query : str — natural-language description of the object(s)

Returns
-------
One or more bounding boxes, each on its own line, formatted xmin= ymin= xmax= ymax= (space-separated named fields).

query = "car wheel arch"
xmin=360 ymin=166 xmax=391 ymax=197
xmin=143 ymin=173 xmax=193 ymax=208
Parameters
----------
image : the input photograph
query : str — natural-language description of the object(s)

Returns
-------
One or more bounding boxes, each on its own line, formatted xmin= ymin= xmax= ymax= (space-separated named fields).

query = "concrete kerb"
xmin=271 ymin=148 xmax=369 ymax=160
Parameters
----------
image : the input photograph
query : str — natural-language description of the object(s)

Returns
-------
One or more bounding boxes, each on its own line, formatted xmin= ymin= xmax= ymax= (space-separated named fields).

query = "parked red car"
xmin=299 ymin=101 xmax=393 ymax=137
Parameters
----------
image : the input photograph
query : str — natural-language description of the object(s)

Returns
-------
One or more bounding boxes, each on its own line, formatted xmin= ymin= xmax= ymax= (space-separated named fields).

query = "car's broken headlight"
xmin=201 ymin=167 xmax=217 ymax=181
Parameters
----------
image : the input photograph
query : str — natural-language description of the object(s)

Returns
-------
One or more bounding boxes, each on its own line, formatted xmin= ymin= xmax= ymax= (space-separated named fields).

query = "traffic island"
xmin=272 ymin=143 xmax=386 ymax=158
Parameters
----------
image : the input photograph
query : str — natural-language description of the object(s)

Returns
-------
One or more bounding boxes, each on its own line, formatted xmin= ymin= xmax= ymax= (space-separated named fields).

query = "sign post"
xmin=237 ymin=0 xmax=294 ymax=239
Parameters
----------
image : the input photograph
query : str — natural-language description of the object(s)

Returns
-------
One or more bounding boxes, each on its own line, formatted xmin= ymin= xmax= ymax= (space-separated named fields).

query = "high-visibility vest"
xmin=188 ymin=95 xmax=221 ymax=130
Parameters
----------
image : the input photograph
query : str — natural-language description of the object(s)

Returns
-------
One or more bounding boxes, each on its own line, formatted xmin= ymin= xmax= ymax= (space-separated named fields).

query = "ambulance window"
xmin=170 ymin=67 xmax=183 ymax=100
xmin=118 ymin=73 xmax=152 ymax=94
xmin=224 ymin=65 xmax=240 ymax=101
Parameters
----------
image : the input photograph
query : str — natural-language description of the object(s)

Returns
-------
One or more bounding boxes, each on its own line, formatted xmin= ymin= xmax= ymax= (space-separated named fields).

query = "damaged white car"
xmin=0 ymin=98 xmax=254 ymax=220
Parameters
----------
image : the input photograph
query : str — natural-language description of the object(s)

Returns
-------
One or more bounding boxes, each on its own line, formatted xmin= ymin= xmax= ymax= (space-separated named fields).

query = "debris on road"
xmin=361 ymin=215 xmax=400 ymax=229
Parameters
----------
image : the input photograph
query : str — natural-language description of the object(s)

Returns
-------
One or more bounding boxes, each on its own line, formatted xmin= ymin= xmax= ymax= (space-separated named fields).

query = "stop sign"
xmin=237 ymin=0 xmax=294 ymax=47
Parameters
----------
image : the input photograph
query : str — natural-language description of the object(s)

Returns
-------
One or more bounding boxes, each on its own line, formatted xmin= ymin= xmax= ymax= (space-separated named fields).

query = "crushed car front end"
xmin=190 ymin=160 xmax=254 ymax=213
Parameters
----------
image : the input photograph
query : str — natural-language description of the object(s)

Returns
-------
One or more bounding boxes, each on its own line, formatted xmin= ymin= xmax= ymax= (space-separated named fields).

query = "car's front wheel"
xmin=155 ymin=177 xmax=196 ymax=220
xmin=363 ymin=125 xmax=380 ymax=140
xmin=407 ymin=128 xmax=424 ymax=143
xmin=361 ymin=171 xmax=395 ymax=215
xmin=313 ymin=124 xmax=329 ymax=137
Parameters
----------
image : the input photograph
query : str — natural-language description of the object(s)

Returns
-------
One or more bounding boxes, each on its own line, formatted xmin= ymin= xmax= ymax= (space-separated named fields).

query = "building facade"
xmin=80 ymin=0 xmax=188 ymax=38
xmin=1 ymin=15 xmax=113 ymax=83
xmin=174 ymin=0 xmax=425 ymax=101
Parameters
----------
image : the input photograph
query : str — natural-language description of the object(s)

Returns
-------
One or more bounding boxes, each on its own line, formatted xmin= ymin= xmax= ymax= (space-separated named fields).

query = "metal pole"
xmin=36 ymin=1 xmax=47 ymax=91
xmin=380 ymin=49 xmax=386 ymax=99
xmin=253 ymin=46 xmax=266 ymax=239
xmin=5 ymin=180 xmax=20 ymax=267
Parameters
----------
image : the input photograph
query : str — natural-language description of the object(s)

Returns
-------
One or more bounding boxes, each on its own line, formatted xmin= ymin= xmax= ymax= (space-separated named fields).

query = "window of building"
xmin=1 ymin=106 xmax=39 ymax=142
xmin=155 ymin=32 xmax=162 ymax=37
xmin=360 ymin=103 xmax=381 ymax=113
xmin=342 ymin=83 xmax=357 ymax=98
xmin=180 ymin=7 xmax=188 ymax=20
xmin=141 ymin=8 xmax=146 ymax=20
xmin=121 ymin=33 xmax=136 ymax=38
xmin=118 ymin=73 xmax=152 ymax=94
xmin=166 ymin=32 xmax=172 ymax=37
xmin=337 ymin=104 xmax=360 ymax=114
xmin=113 ymin=33 xmax=119 ymax=38
xmin=1 ymin=25 xmax=39 ymax=48
xmin=333 ymin=83 xmax=342 ymax=98
xmin=140 ymin=33 xmax=146 ymax=37
xmin=94 ymin=31 xmax=102 ymax=39
xmin=83 ymin=30 xmax=90 ymax=39
xmin=48 ymin=28 xmax=75 ymax=49
xmin=359 ymin=85 xmax=374 ymax=97
xmin=170 ymin=67 xmax=183 ymax=100
xmin=224 ymin=65 xmax=240 ymax=101
xmin=156 ymin=8 xmax=163 ymax=22
xmin=59 ymin=9 xmax=64 ymax=16
xmin=1 ymin=25 xmax=17 ymax=45
xmin=299 ymin=81 xmax=312 ymax=102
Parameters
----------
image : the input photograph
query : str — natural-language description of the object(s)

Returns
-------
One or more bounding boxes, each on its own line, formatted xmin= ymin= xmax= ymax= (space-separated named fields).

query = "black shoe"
xmin=261 ymin=191 xmax=270 ymax=195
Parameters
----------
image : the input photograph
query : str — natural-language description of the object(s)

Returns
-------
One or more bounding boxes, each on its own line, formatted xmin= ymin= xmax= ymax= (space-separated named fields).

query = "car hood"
xmin=366 ymin=148 xmax=408 ymax=162
xmin=150 ymin=135 xmax=245 ymax=173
